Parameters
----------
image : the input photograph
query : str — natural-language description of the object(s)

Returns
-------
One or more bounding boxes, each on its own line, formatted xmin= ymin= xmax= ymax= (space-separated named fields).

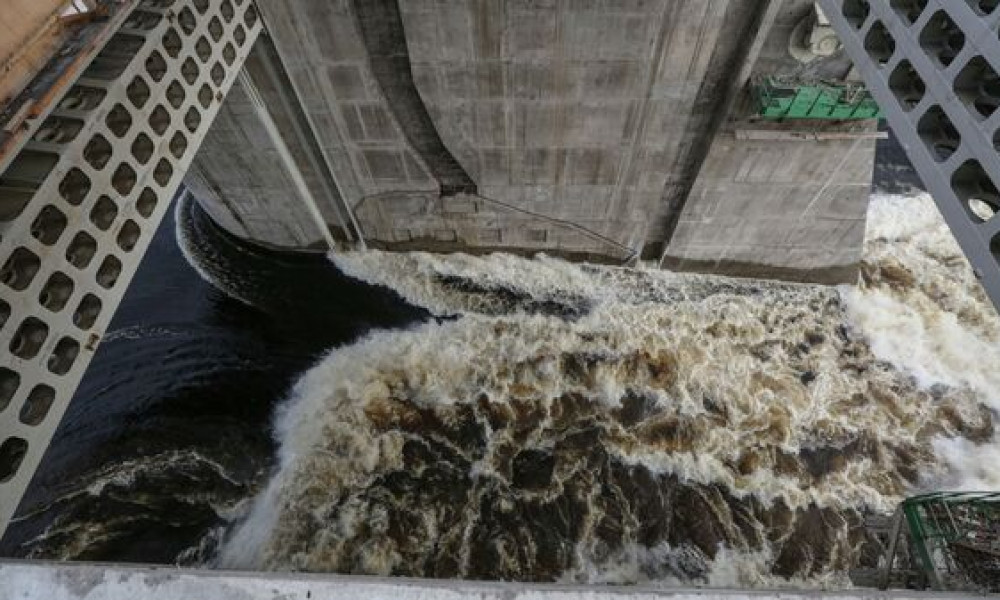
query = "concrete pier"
xmin=189 ymin=0 xmax=879 ymax=281
xmin=661 ymin=120 xmax=877 ymax=284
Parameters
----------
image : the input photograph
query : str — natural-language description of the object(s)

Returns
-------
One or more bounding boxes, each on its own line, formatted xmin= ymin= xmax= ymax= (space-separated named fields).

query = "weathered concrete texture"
xmin=752 ymin=0 xmax=855 ymax=81
xmin=187 ymin=33 xmax=363 ymax=250
xmin=257 ymin=0 xmax=439 ymax=201
xmin=660 ymin=0 xmax=878 ymax=284
xmin=190 ymin=0 xmax=442 ymax=249
xmin=638 ymin=0 xmax=780 ymax=259
xmin=186 ymin=75 xmax=329 ymax=249
xmin=353 ymin=0 xmax=477 ymax=196
xmin=0 ymin=561 xmax=981 ymax=600
xmin=399 ymin=0 xmax=752 ymax=260
xmin=662 ymin=123 xmax=876 ymax=284
xmin=194 ymin=0 xmax=766 ymax=261
xmin=353 ymin=191 xmax=632 ymax=261
xmin=191 ymin=0 xmax=879 ymax=282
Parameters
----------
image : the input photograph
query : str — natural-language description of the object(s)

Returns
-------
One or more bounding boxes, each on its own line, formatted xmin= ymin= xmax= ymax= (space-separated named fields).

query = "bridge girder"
xmin=819 ymin=0 xmax=1000 ymax=313
xmin=0 ymin=0 xmax=261 ymax=534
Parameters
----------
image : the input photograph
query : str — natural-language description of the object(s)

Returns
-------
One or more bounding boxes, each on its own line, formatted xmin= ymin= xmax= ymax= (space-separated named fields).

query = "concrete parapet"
xmin=0 ymin=561 xmax=981 ymax=600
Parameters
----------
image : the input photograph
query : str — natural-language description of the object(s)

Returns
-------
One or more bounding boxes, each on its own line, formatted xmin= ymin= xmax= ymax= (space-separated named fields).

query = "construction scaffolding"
xmin=752 ymin=76 xmax=882 ymax=120
xmin=883 ymin=492 xmax=1000 ymax=592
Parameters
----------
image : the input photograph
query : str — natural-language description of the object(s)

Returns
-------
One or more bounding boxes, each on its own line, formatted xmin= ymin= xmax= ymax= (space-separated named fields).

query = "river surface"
xmin=0 ymin=195 xmax=427 ymax=564
xmin=1 ymin=135 xmax=997 ymax=588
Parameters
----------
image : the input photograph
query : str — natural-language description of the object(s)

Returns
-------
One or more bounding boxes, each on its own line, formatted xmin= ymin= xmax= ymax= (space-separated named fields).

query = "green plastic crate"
xmin=754 ymin=76 xmax=882 ymax=120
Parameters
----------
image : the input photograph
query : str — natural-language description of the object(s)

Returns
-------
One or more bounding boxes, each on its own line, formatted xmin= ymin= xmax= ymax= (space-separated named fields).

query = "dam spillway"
xmin=0 ymin=0 xmax=998 ymax=595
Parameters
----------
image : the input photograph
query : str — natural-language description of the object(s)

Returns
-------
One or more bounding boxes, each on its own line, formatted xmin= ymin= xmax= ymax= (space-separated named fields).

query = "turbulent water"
xmin=215 ymin=193 xmax=999 ymax=587
xmin=0 ymin=195 xmax=424 ymax=563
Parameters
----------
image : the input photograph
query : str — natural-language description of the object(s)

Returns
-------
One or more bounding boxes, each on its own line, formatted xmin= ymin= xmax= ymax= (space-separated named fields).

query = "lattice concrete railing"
xmin=0 ymin=0 xmax=261 ymax=533
xmin=818 ymin=0 xmax=1000 ymax=312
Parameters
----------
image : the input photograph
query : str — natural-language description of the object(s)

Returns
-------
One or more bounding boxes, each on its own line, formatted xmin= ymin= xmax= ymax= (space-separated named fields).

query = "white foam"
xmin=929 ymin=437 xmax=1000 ymax=490
xmin=842 ymin=193 xmax=1000 ymax=493
xmin=219 ymin=192 xmax=999 ymax=583
xmin=842 ymin=193 xmax=1000 ymax=411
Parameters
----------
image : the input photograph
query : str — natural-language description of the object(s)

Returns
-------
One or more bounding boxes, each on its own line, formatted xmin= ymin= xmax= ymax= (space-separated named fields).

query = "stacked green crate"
xmin=754 ymin=76 xmax=882 ymax=120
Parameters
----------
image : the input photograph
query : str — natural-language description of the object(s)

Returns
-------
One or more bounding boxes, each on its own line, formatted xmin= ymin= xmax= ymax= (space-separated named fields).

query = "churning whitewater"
xmin=217 ymin=193 xmax=999 ymax=586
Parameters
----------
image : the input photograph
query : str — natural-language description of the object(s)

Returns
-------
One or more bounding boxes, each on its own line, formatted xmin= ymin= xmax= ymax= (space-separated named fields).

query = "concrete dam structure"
xmin=0 ymin=0 xmax=887 ymax=538
xmin=189 ymin=0 xmax=879 ymax=283
xmin=4 ymin=0 xmax=1000 ymax=595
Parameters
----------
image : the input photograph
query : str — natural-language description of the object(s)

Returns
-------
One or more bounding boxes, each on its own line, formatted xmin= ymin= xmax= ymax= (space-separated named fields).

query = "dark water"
xmin=0 ymin=194 xmax=427 ymax=562
xmin=873 ymin=124 xmax=924 ymax=194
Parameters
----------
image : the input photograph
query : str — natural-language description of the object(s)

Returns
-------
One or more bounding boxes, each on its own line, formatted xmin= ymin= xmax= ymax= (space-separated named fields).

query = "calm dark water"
xmin=0 ymin=194 xmax=426 ymax=562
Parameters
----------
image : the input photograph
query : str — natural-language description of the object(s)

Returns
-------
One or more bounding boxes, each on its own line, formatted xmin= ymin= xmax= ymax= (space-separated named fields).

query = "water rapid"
xmin=216 ymin=193 xmax=999 ymax=587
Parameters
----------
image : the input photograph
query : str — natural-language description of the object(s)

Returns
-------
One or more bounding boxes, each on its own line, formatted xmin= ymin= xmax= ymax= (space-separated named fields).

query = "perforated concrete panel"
xmin=819 ymin=0 xmax=1000 ymax=311
xmin=0 ymin=0 xmax=261 ymax=533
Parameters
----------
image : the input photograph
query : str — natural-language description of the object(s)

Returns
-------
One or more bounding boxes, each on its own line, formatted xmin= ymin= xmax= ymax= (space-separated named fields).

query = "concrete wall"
xmin=186 ymin=75 xmax=330 ymax=249
xmin=0 ymin=561 xmax=980 ymax=600
xmin=191 ymin=0 xmax=767 ymax=261
xmin=394 ymin=0 xmax=754 ymax=260
xmin=660 ymin=0 xmax=878 ymax=283
xmin=187 ymin=0 xmax=440 ymax=250
xmin=189 ymin=0 xmax=878 ymax=282
xmin=661 ymin=125 xmax=876 ymax=283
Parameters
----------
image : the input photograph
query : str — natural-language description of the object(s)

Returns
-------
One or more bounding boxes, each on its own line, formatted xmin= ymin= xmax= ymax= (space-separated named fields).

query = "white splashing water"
xmin=841 ymin=195 xmax=1000 ymax=408
xmin=217 ymin=193 xmax=999 ymax=587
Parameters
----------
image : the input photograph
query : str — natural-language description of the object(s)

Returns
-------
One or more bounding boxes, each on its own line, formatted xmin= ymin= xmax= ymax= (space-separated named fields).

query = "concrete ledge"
xmin=0 ymin=561 xmax=978 ymax=600
xmin=661 ymin=255 xmax=860 ymax=286
xmin=733 ymin=130 xmax=888 ymax=142
xmin=368 ymin=239 xmax=630 ymax=266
